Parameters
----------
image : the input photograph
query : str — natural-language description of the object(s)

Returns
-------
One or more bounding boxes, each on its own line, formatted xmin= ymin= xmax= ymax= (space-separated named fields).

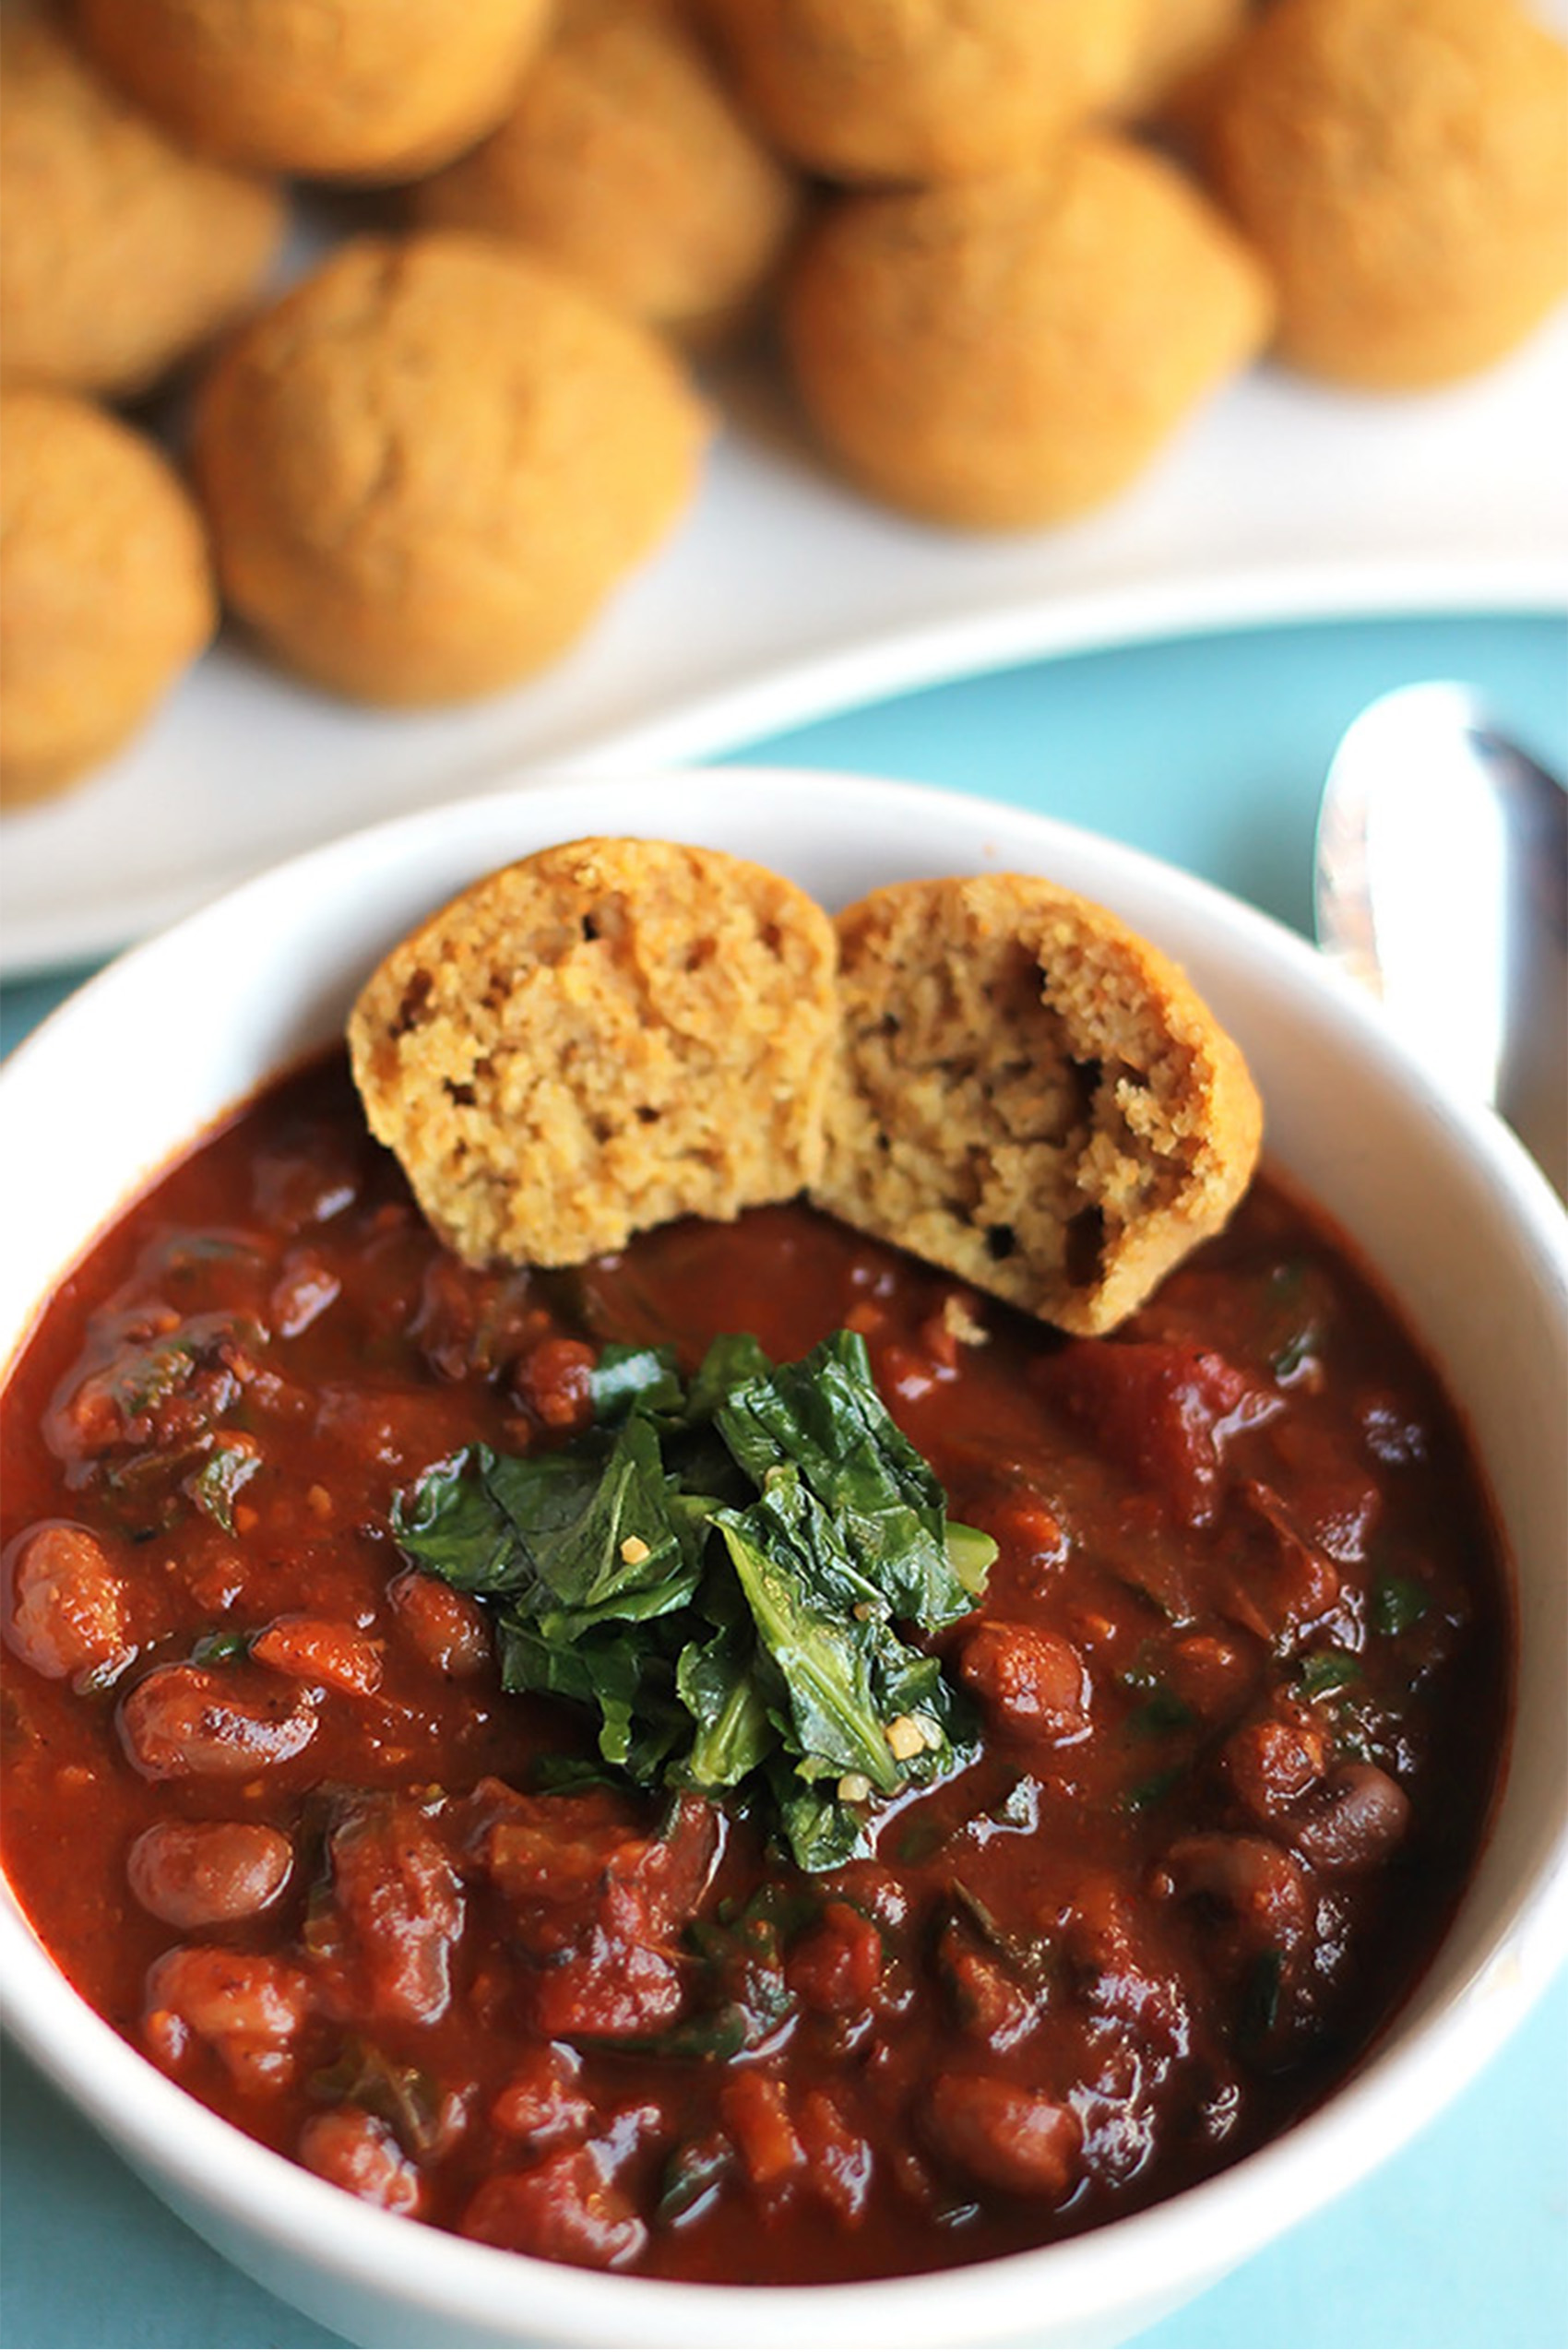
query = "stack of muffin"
xmin=2 ymin=0 xmax=1564 ymax=807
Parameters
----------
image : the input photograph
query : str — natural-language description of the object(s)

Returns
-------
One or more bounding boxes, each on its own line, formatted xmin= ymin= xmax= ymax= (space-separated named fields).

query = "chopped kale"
xmin=189 ymin=1627 xmax=253 ymax=1666
xmin=1297 ymin=1647 xmax=1363 ymax=1699
xmin=184 ymin=1438 xmax=262 ymax=1533
xmin=391 ymin=1328 xmax=994 ymax=1871
xmin=1372 ymin=1575 xmax=1431 ymax=1638
xmin=656 ymin=2134 xmax=732 ymax=2226
xmin=310 ymin=2038 xmax=447 ymax=2156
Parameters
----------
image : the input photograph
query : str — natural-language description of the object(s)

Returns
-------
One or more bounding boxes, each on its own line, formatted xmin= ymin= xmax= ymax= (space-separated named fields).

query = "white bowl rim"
xmin=3 ymin=761 xmax=1566 ymax=2349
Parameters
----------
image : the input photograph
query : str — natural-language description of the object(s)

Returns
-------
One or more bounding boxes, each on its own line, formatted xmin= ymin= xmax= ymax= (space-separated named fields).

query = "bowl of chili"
xmin=2 ymin=768 xmax=1564 ymax=2349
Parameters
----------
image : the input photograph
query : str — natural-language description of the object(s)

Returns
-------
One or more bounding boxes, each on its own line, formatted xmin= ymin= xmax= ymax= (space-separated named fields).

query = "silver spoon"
xmin=1314 ymin=680 xmax=1568 ymax=1199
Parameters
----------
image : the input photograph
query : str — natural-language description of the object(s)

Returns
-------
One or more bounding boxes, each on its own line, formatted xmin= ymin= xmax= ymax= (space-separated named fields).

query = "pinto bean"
xmin=1063 ymin=1871 xmax=1192 ymax=2057
xmin=1289 ymin=1764 xmax=1411 ymax=1872
xmin=491 ymin=2045 xmax=594 ymax=2146
xmin=144 ymin=1943 xmax=309 ymax=2091
xmin=1161 ymin=1833 xmax=1313 ymax=1966
xmin=323 ymin=1793 xmax=464 ymax=2026
xmin=990 ymin=1491 xmax=1068 ymax=1574
xmin=925 ymin=2073 xmax=1081 ymax=2201
xmin=299 ymin=2108 xmax=424 ymax=2215
xmin=389 ymin=1570 xmax=493 ymax=1680
xmin=461 ymin=2145 xmax=647 ymax=2269
xmin=251 ymin=1614 xmax=383 ymax=1696
xmin=1222 ymin=1713 xmax=1329 ymax=1823
xmin=5 ymin=1523 xmax=128 ymax=1681
xmin=1163 ymin=1631 xmax=1259 ymax=1726
xmin=959 ymin=1621 xmax=1088 ymax=1740
xmin=127 ymin=1819 xmax=292 ymax=1928
xmin=118 ymin=1663 xmax=317 ymax=1780
xmin=513 ymin=1336 xmax=596 ymax=1432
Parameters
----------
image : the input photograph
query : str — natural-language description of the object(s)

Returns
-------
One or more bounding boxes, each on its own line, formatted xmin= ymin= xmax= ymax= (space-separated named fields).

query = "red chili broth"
xmin=0 ymin=1051 xmax=1512 ymax=2284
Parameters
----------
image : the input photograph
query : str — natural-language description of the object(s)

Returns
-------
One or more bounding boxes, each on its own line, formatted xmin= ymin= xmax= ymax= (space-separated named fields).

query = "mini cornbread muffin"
xmin=73 ymin=0 xmax=553 ymax=182
xmin=349 ymin=838 xmax=840 ymax=1266
xmin=0 ymin=5 xmax=284 ymax=399
xmin=415 ymin=0 xmax=801 ymax=346
xmin=190 ymin=233 xmax=707 ymax=706
xmin=0 ymin=389 xmax=215 ymax=806
xmin=1122 ymin=0 xmax=1250 ymax=119
xmin=1198 ymin=0 xmax=1568 ymax=389
xmin=699 ymin=0 xmax=1147 ymax=184
xmin=782 ymin=135 xmax=1274 ymax=529
xmin=814 ymin=874 xmax=1262 ymax=1336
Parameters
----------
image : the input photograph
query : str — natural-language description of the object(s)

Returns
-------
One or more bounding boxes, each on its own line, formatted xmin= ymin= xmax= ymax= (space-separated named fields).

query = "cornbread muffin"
xmin=0 ymin=5 xmax=284 ymax=399
xmin=1198 ymin=0 xmax=1568 ymax=388
xmin=0 ymin=390 xmax=215 ymax=806
xmin=1123 ymin=0 xmax=1249 ymax=118
xmin=699 ymin=0 xmax=1146 ymax=184
xmin=782 ymin=135 xmax=1275 ymax=529
xmin=348 ymin=839 xmax=839 ymax=1266
xmin=415 ymin=0 xmax=801 ymax=346
xmin=74 ymin=0 xmax=552 ymax=182
xmin=814 ymin=874 xmax=1262 ymax=1336
xmin=190 ymin=233 xmax=707 ymax=707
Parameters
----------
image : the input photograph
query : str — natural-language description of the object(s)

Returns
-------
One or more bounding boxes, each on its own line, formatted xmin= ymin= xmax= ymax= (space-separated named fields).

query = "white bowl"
xmin=3 ymin=768 xmax=1565 ymax=2351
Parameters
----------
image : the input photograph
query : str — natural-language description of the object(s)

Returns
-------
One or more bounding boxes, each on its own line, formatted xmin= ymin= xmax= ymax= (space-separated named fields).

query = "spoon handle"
xmin=1488 ymin=727 xmax=1568 ymax=1197
xmin=1314 ymin=683 xmax=1567 ymax=1202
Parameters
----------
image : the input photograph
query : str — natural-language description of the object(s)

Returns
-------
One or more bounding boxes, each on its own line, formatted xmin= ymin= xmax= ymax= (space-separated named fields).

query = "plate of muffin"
xmin=2 ymin=0 xmax=1565 ymax=974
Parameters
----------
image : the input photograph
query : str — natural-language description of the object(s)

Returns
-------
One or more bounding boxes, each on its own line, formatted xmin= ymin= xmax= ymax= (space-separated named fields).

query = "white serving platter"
xmin=2 ymin=305 xmax=1565 ymax=978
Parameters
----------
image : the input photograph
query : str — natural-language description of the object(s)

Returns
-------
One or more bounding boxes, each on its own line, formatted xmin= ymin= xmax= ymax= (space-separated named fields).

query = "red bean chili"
xmin=0 ymin=1054 xmax=1510 ymax=2283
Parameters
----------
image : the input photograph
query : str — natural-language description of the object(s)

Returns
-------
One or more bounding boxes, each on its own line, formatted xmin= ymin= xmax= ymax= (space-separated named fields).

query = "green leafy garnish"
xmin=657 ymin=2134 xmax=732 ymax=2226
xmin=184 ymin=1438 xmax=261 ymax=1533
xmin=390 ymin=1329 xmax=993 ymax=1871
xmin=1297 ymin=1647 xmax=1363 ymax=1699
xmin=1122 ymin=1673 xmax=1196 ymax=1740
xmin=189 ymin=1627 xmax=253 ymax=1666
xmin=310 ymin=2039 xmax=447 ymax=2156
xmin=941 ymin=1878 xmax=1055 ymax=1991
xmin=1121 ymin=1763 xmax=1187 ymax=1813
xmin=588 ymin=1342 xmax=684 ymax=1425
xmin=1270 ymin=1331 xmax=1315 ymax=1380
xmin=1372 ymin=1576 xmax=1430 ymax=1638
xmin=111 ymin=1336 xmax=199 ymax=1420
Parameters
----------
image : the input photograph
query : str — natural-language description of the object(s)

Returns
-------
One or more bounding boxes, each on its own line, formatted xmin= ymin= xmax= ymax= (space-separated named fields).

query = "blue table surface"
xmin=3 ymin=610 xmax=1565 ymax=2349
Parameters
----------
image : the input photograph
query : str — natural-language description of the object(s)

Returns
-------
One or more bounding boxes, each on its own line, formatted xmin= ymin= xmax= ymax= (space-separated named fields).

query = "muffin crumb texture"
xmin=814 ymin=873 xmax=1263 ymax=1334
xmin=351 ymin=842 xmax=1261 ymax=1335
xmin=348 ymin=838 xmax=840 ymax=1266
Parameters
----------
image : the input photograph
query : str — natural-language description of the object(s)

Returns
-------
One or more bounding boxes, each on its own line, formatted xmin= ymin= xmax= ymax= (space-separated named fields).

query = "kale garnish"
xmin=390 ymin=1329 xmax=994 ymax=1870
